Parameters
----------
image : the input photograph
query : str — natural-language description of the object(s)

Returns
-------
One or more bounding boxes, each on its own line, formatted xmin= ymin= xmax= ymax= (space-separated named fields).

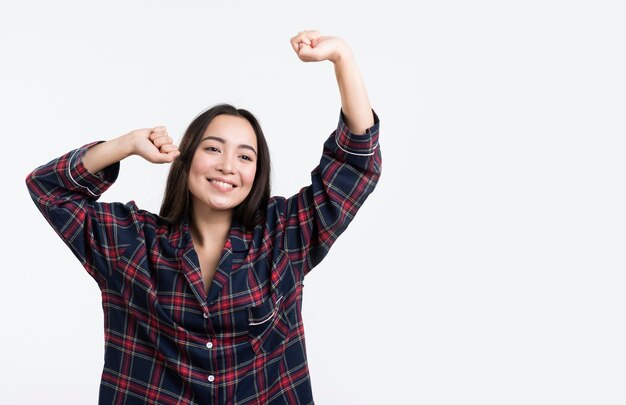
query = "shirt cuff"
xmin=67 ymin=142 xmax=120 ymax=197
xmin=335 ymin=109 xmax=380 ymax=156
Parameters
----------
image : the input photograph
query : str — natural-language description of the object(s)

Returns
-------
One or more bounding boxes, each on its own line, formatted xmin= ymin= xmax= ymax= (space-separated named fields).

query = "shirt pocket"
xmin=246 ymin=249 xmax=301 ymax=355
xmin=247 ymin=292 xmax=298 ymax=355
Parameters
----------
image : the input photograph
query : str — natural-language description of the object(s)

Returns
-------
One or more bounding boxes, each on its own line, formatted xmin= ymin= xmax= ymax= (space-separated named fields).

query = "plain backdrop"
xmin=1 ymin=1 xmax=625 ymax=404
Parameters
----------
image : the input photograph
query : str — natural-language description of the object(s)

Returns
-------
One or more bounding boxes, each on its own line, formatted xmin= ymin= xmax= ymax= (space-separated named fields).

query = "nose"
xmin=216 ymin=154 xmax=235 ymax=174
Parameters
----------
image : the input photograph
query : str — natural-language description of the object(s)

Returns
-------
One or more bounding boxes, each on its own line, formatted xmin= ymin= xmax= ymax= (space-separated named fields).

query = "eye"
xmin=239 ymin=154 xmax=253 ymax=162
xmin=204 ymin=146 xmax=220 ymax=153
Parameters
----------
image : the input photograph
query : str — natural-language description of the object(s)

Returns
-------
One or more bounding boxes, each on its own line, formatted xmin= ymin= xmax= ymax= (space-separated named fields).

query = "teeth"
xmin=211 ymin=180 xmax=234 ymax=188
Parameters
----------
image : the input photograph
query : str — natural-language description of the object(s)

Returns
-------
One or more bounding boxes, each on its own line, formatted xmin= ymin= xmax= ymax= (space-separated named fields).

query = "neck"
xmin=190 ymin=204 xmax=233 ymax=248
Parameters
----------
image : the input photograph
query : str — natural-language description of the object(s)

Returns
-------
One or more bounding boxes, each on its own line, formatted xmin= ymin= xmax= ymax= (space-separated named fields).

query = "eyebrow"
xmin=201 ymin=135 xmax=257 ymax=155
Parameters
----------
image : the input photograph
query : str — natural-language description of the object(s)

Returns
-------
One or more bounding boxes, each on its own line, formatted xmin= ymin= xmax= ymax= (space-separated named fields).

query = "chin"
xmin=207 ymin=200 xmax=242 ymax=212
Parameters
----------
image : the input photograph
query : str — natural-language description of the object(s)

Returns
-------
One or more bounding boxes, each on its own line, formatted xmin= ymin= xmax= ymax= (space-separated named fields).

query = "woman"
xmin=26 ymin=30 xmax=381 ymax=405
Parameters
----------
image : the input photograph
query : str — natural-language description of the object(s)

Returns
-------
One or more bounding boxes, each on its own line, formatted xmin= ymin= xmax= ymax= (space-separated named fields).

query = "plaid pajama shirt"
xmin=26 ymin=110 xmax=381 ymax=404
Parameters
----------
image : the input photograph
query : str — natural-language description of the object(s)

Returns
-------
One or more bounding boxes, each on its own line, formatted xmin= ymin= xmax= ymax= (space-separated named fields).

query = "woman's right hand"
xmin=83 ymin=126 xmax=179 ymax=174
xmin=129 ymin=126 xmax=180 ymax=164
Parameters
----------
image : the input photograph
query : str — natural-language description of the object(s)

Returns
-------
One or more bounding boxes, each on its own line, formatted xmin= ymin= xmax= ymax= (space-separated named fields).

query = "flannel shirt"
xmin=26 ymin=110 xmax=381 ymax=405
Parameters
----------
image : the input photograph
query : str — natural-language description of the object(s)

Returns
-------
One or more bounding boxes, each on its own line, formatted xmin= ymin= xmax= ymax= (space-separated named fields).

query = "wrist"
xmin=331 ymin=41 xmax=353 ymax=65
xmin=117 ymin=132 xmax=138 ymax=159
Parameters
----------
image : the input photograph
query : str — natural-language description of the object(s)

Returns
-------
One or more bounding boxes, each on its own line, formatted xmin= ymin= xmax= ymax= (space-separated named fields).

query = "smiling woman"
xmin=25 ymin=30 xmax=381 ymax=405
xmin=160 ymin=104 xmax=272 ymax=230
xmin=164 ymin=106 xmax=270 ymax=296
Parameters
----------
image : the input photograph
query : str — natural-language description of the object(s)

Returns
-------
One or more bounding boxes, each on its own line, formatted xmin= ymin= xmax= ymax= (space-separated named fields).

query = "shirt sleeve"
xmin=25 ymin=142 xmax=142 ymax=286
xmin=281 ymin=109 xmax=382 ymax=276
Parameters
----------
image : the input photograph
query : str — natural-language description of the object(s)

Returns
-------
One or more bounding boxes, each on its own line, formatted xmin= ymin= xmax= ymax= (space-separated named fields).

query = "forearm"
xmin=333 ymin=46 xmax=374 ymax=135
xmin=82 ymin=133 xmax=134 ymax=174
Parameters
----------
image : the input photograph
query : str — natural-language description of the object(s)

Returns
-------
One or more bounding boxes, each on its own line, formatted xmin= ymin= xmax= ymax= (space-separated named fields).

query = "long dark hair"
xmin=159 ymin=104 xmax=271 ymax=229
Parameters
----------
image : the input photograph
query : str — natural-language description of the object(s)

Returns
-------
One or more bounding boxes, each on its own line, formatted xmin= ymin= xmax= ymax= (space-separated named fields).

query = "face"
xmin=188 ymin=114 xmax=258 ymax=217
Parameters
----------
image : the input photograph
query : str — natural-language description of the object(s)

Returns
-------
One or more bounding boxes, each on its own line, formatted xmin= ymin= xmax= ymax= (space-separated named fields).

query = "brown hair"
xmin=159 ymin=104 xmax=271 ymax=229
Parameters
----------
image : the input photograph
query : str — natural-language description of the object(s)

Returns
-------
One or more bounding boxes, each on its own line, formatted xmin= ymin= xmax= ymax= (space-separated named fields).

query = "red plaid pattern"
xmin=26 ymin=110 xmax=381 ymax=404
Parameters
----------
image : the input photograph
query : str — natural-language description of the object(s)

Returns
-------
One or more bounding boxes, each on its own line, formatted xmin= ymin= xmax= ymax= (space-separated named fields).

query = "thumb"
xmin=155 ymin=150 xmax=180 ymax=164
xmin=297 ymin=43 xmax=316 ymax=60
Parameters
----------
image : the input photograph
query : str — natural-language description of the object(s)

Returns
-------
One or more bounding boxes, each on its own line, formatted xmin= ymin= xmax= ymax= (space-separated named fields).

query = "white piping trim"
xmin=248 ymin=296 xmax=284 ymax=326
xmin=335 ymin=136 xmax=379 ymax=157
xmin=68 ymin=150 xmax=99 ymax=197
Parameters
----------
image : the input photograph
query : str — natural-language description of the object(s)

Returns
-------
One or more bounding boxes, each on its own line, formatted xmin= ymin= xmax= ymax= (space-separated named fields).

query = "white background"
xmin=1 ymin=1 xmax=625 ymax=404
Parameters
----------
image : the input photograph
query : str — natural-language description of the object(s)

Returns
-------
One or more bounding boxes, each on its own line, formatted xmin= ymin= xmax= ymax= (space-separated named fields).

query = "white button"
xmin=206 ymin=342 xmax=213 ymax=349
xmin=203 ymin=312 xmax=209 ymax=319
xmin=207 ymin=375 xmax=215 ymax=382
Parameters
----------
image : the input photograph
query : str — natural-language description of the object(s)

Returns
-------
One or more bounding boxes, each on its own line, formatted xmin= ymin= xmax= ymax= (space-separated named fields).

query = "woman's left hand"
xmin=290 ymin=30 xmax=350 ymax=64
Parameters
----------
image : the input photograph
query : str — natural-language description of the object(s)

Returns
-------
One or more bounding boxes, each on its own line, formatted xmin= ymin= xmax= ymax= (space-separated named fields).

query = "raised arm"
xmin=279 ymin=30 xmax=381 ymax=277
xmin=290 ymin=30 xmax=374 ymax=135
xmin=26 ymin=125 xmax=180 ymax=284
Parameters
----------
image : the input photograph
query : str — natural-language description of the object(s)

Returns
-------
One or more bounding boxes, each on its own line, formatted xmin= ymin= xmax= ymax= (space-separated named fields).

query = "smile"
xmin=209 ymin=179 xmax=236 ymax=189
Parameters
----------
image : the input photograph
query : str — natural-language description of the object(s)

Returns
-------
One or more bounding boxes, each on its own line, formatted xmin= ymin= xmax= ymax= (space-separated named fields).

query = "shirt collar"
xmin=168 ymin=215 xmax=252 ymax=253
